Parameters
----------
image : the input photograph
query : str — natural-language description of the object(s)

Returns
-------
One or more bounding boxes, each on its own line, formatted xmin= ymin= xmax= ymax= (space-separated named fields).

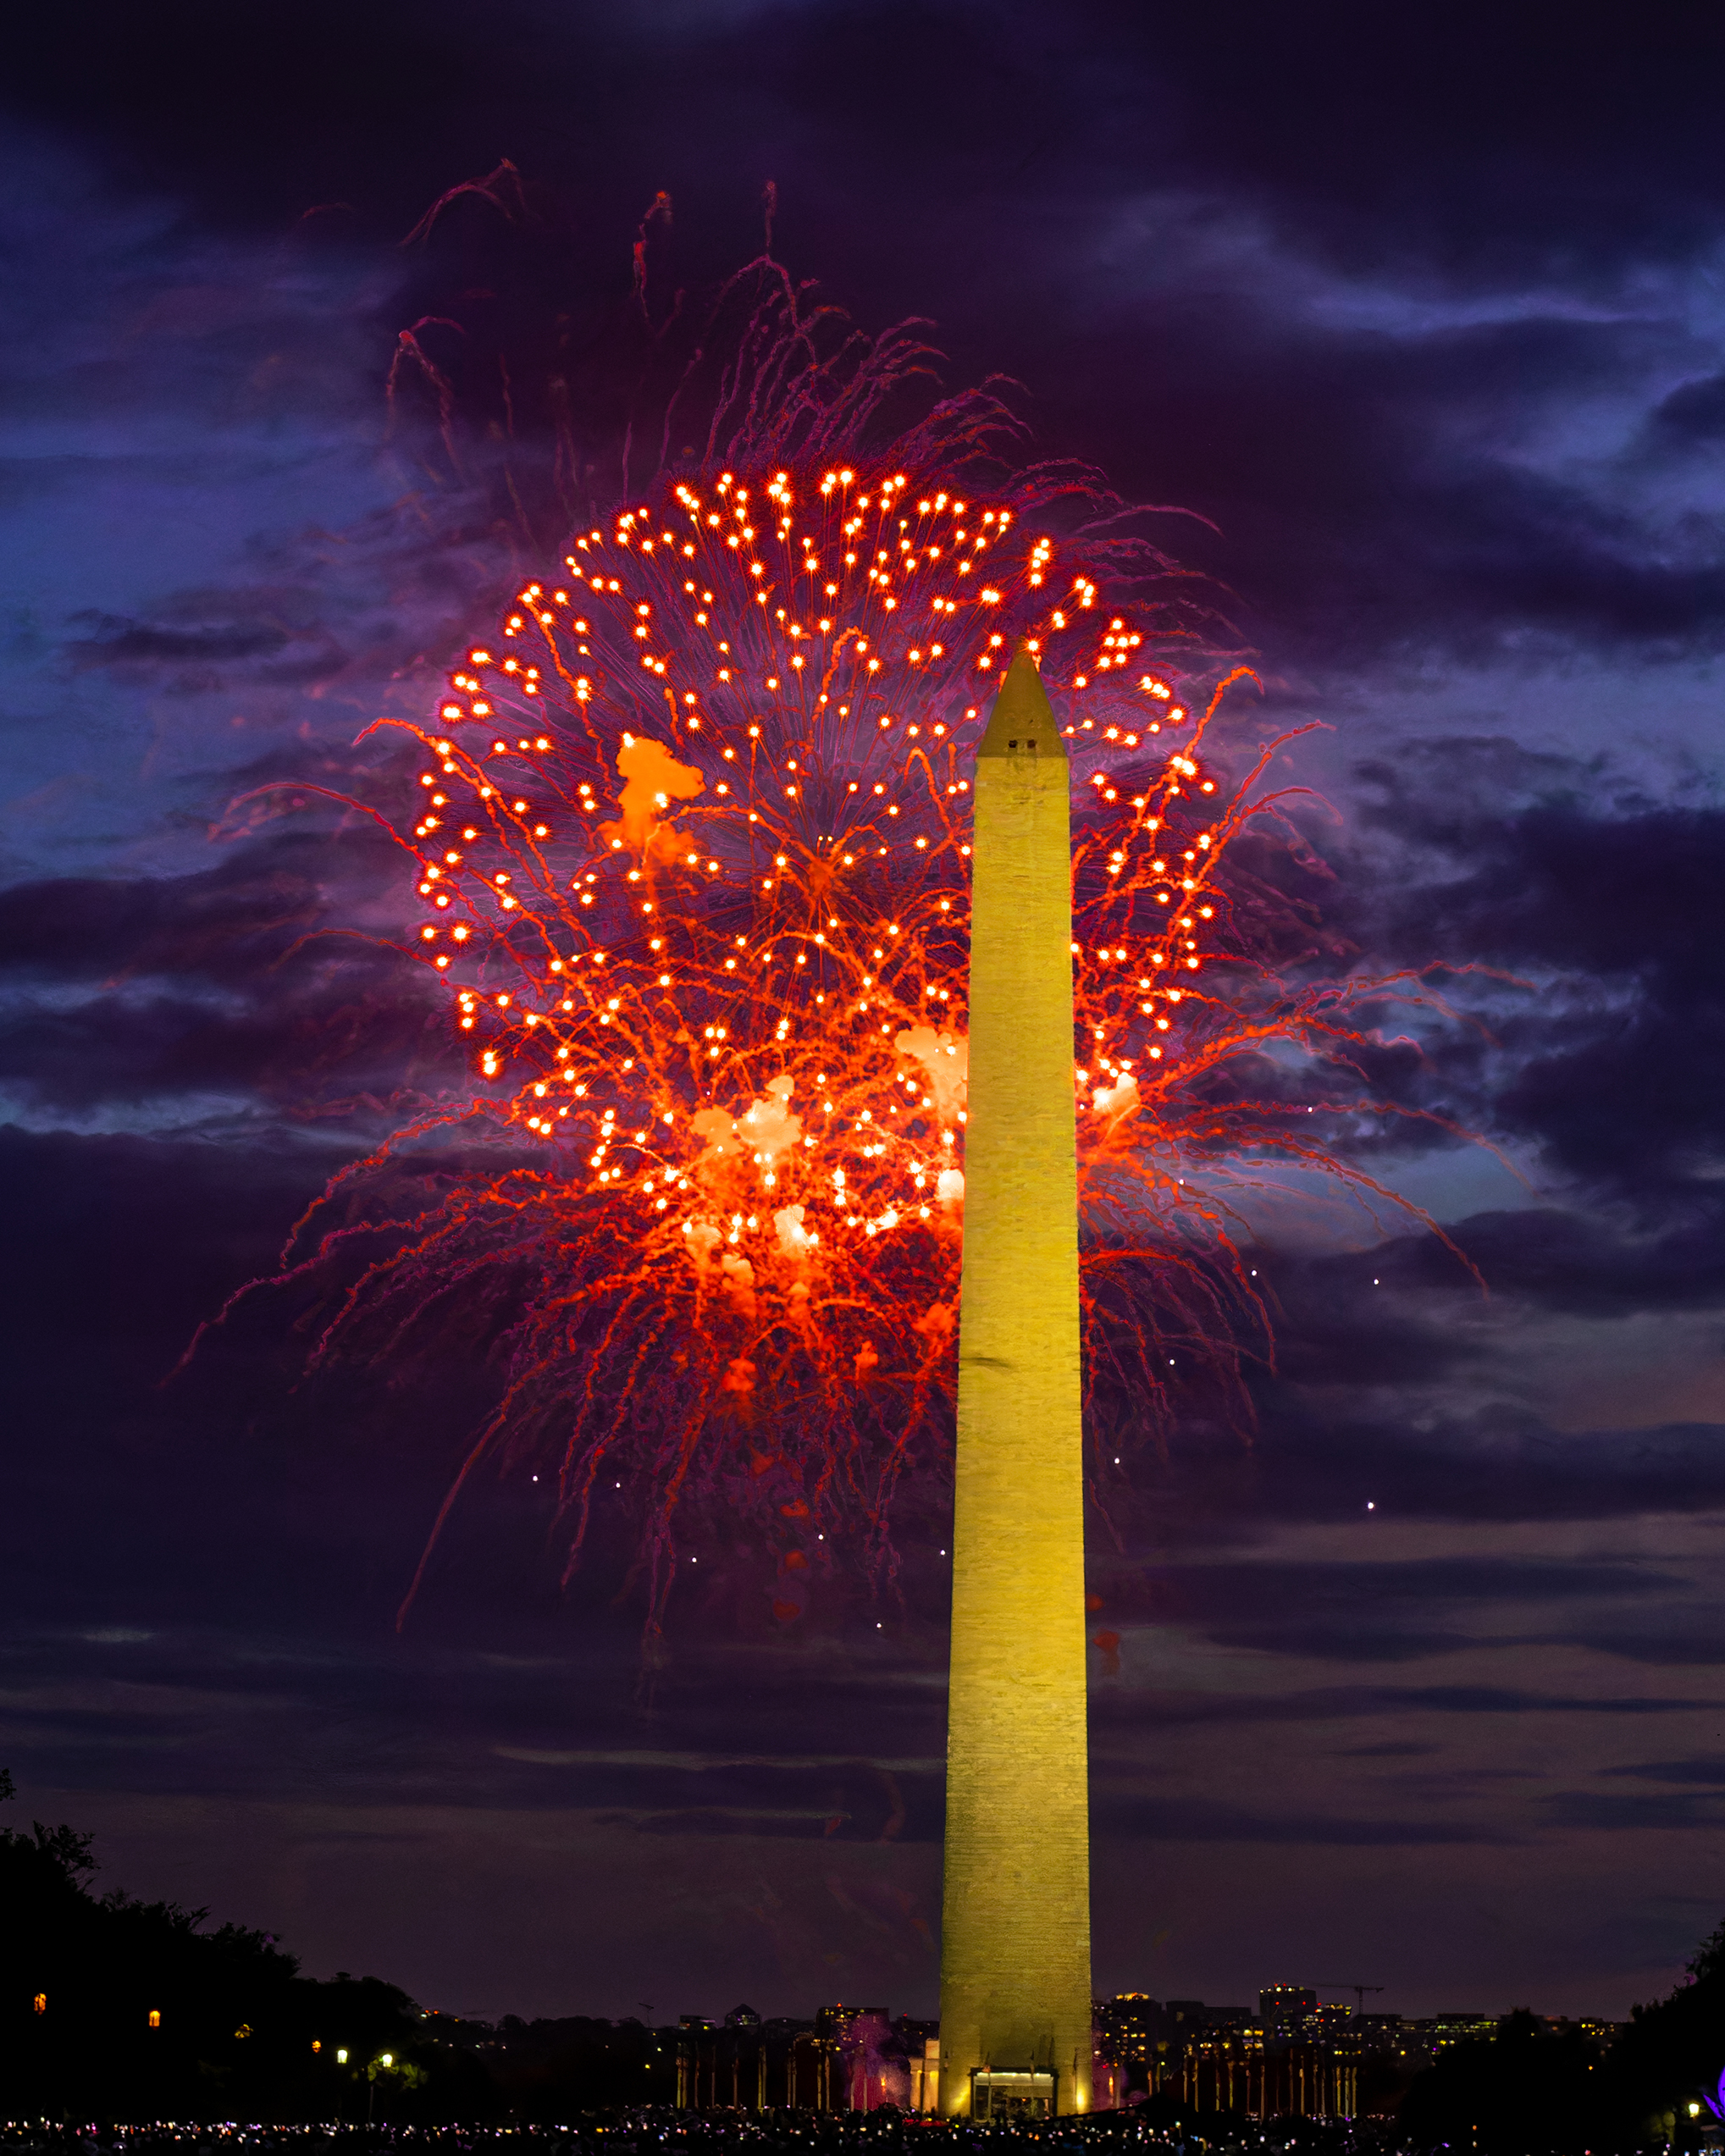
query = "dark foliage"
xmin=1600 ymin=1916 xmax=1725 ymax=2143
xmin=1398 ymin=1927 xmax=1725 ymax=2153
xmin=483 ymin=2015 xmax=677 ymax=2116
xmin=1396 ymin=2011 xmax=1604 ymax=2152
xmin=1 ymin=1777 xmax=495 ymax=2123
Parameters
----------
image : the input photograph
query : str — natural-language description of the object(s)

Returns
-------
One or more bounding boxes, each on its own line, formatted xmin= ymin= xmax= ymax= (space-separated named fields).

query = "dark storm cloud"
xmin=0 ymin=836 xmax=456 ymax=1119
xmin=1650 ymin=371 xmax=1725 ymax=444
xmin=1125 ymin=1224 xmax=1725 ymax=1534
xmin=1225 ymin=1399 xmax=1725 ymax=1529
xmin=68 ymin=615 xmax=293 ymax=671
xmin=0 ymin=846 xmax=329 ymax=981
xmin=1352 ymin=763 xmax=1723 ymax=997
xmin=13 ymin=0 xmax=1725 ymax=278
xmin=0 ymin=1606 xmax=946 ymax=1852
xmin=1300 ymin=766 xmax=1725 ymax=1271
xmin=0 ymin=1125 xmax=325 ymax=1429
xmin=1241 ymin=1216 xmax=1723 ymax=1405
xmin=8 ymin=0 xmax=1725 ymax=681
xmin=1075 ymin=301 xmax=1725 ymax=670
xmin=1092 ymin=1685 xmax=1713 ymax=1732
xmin=1577 ymin=1632 xmax=1725 ymax=1668
xmin=1091 ymin=1551 xmax=1686 ymax=1667
xmin=1160 ymin=1553 xmax=1674 ymax=1622
xmin=3 ymin=0 xmax=1723 ymax=2021
xmin=1603 ymin=1757 xmax=1725 ymax=1784
xmin=0 ymin=973 xmax=440 ymax=1118
xmin=1088 ymin=1791 xmax=1503 ymax=1848
xmin=1402 ymin=1209 xmax=1725 ymax=1319
xmin=1546 ymin=1790 xmax=1725 ymax=1832
xmin=21 ymin=1604 xmax=1711 ymax=1872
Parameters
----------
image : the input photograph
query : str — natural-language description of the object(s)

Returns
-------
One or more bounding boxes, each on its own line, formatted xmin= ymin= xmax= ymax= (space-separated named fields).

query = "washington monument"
xmin=938 ymin=644 xmax=1091 ymax=2116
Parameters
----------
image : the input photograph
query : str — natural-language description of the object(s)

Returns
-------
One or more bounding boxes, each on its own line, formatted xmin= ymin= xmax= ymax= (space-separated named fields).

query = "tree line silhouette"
xmin=7 ymin=1767 xmax=1725 ymax=2141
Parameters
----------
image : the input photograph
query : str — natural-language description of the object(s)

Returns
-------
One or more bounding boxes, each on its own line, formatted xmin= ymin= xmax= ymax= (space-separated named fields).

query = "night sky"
xmin=3 ymin=1 xmax=1723 ymax=2029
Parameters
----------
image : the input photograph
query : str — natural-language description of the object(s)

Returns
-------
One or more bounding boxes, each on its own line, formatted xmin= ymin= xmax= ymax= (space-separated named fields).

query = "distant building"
xmin=1097 ymin=1993 xmax=1169 ymax=2066
xmin=677 ymin=2016 xmax=829 ymax=2109
xmin=897 ymin=2021 xmax=940 ymax=2114
xmin=834 ymin=2008 xmax=895 ymax=2109
xmin=1335 ymin=2012 xmax=1403 ymax=2059
xmin=667 ymin=1985 xmax=1619 ymax=2121
xmin=1259 ymin=1986 xmax=1320 ymax=2039
xmin=1180 ymin=2041 xmax=1357 ymax=2120
xmin=815 ymin=2001 xmax=887 ymax=2042
xmin=1169 ymin=2000 xmax=1257 ymax=2044
xmin=1430 ymin=2013 xmax=1497 ymax=2049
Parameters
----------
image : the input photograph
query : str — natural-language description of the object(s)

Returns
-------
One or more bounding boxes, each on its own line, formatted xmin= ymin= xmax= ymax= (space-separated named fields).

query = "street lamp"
xmin=368 ymin=2051 xmax=395 ymax=2123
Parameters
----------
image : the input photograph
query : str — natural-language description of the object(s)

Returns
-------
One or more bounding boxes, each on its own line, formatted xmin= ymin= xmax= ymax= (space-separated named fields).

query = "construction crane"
xmin=1318 ymin=1985 xmax=1385 ymax=2011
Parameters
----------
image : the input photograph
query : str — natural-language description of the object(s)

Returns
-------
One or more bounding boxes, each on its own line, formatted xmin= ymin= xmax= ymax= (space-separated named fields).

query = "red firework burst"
xmin=204 ymin=258 xmax=1472 ymax=1630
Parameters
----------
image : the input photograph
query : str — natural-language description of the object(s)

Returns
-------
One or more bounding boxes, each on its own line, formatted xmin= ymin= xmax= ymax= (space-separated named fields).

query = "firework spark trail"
xmin=210 ymin=275 xmax=1473 ymax=1628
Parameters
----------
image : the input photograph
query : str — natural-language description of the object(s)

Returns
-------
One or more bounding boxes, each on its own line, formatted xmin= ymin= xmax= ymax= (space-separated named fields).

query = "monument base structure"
xmin=937 ymin=645 xmax=1092 ymax=2116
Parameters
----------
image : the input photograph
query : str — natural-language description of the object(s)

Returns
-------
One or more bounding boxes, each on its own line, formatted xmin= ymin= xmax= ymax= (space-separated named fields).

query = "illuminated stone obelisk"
xmin=938 ymin=643 xmax=1091 ymax=2117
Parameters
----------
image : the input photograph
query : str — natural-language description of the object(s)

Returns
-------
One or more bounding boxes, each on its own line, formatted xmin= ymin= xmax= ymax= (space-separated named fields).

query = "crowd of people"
xmin=0 ymin=2115 xmax=1416 ymax=2156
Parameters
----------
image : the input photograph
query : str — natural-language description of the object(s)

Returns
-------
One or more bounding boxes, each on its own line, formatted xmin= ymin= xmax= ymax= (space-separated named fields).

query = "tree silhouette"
xmin=0 ymin=1772 xmax=490 ymax=2121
